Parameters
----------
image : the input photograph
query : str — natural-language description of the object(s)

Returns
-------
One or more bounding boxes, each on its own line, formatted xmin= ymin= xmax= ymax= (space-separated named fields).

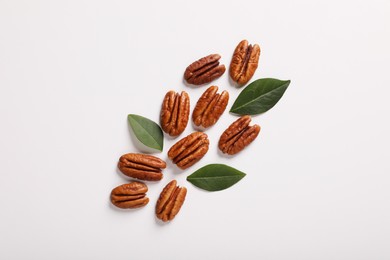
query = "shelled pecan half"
xmin=192 ymin=85 xmax=229 ymax=128
xmin=218 ymin=115 xmax=260 ymax=155
xmin=160 ymin=90 xmax=190 ymax=137
xmin=229 ymin=40 xmax=260 ymax=86
xmin=168 ymin=132 xmax=209 ymax=169
xmin=118 ymin=153 xmax=166 ymax=181
xmin=184 ymin=54 xmax=226 ymax=85
xmin=110 ymin=182 xmax=149 ymax=209
xmin=156 ymin=180 xmax=187 ymax=222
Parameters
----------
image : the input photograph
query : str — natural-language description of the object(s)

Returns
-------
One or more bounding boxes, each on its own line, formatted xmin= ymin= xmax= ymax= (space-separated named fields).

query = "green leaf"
xmin=128 ymin=114 xmax=163 ymax=152
xmin=230 ymin=78 xmax=291 ymax=115
xmin=186 ymin=164 xmax=246 ymax=192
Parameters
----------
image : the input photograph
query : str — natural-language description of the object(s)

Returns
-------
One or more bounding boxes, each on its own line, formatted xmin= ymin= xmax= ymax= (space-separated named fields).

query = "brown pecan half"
xmin=192 ymin=86 xmax=229 ymax=128
xmin=110 ymin=182 xmax=149 ymax=209
xmin=156 ymin=180 xmax=187 ymax=222
xmin=184 ymin=54 xmax=226 ymax=85
xmin=229 ymin=40 xmax=261 ymax=86
xmin=118 ymin=153 xmax=166 ymax=181
xmin=218 ymin=115 xmax=260 ymax=155
xmin=160 ymin=91 xmax=190 ymax=137
xmin=168 ymin=132 xmax=209 ymax=169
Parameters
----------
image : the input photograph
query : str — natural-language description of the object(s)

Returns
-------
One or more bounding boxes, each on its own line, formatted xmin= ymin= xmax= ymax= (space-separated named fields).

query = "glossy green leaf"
xmin=230 ymin=78 xmax=291 ymax=115
xmin=128 ymin=114 xmax=163 ymax=151
xmin=186 ymin=164 xmax=246 ymax=192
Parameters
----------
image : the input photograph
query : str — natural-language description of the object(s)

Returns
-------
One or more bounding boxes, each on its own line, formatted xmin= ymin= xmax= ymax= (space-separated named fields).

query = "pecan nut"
xmin=110 ymin=182 xmax=149 ymax=209
xmin=168 ymin=132 xmax=209 ymax=169
xmin=118 ymin=153 xmax=166 ymax=181
xmin=156 ymin=180 xmax=187 ymax=222
xmin=160 ymin=90 xmax=190 ymax=136
xmin=229 ymin=40 xmax=260 ymax=86
xmin=184 ymin=54 xmax=226 ymax=85
xmin=192 ymin=86 xmax=229 ymax=128
xmin=218 ymin=115 xmax=260 ymax=155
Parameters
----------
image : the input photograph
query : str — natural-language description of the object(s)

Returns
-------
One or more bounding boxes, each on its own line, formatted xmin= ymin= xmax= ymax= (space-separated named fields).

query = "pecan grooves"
xmin=110 ymin=182 xmax=149 ymax=209
xmin=160 ymin=91 xmax=190 ymax=137
xmin=218 ymin=115 xmax=260 ymax=155
xmin=168 ymin=132 xmax=209 ymax=169
xmin=184 ymin=54 xmax=226 ymax=85
xmin=229 ymin=40 xmax=260 ymax=86
xmin=156 ymin=180 xmax=187 ymax=222
xmin=118 ymin=153 xmax=166 ymax=181
xmin=192 ymin=86 xmax=229 ymax=128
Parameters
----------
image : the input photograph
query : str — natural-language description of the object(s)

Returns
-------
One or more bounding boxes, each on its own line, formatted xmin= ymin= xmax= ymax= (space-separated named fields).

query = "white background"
xmin=1 ymin=0 xmax=389 ymax=259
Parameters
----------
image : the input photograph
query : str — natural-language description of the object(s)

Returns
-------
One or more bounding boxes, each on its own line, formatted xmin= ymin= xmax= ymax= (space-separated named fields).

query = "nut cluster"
xmin=110 ymin=39 xmax=263 ymax=223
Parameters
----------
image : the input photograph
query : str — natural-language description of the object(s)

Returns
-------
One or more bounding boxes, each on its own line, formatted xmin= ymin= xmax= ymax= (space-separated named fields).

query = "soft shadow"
xmin=228 ymin=74 xmax=240 ymax=88
xmin=154 ymin=215 xmax=169 ymax=226
xmin=217 ymin=147 xmax=236 ymax=159
xmin=227 ymin=111 xmax=265 ymax=121
xmin=191 ymin=120 xmax=207 ymax=133
xmin=163 ymin=132 xmax=181 ymax=142
xmin=115 ymin=165 xmax=126 ymax=179
xmin=189 ymin=183 xmax=217 ymax=193
xmin=165 ymin=157 xmax=186 ymax=176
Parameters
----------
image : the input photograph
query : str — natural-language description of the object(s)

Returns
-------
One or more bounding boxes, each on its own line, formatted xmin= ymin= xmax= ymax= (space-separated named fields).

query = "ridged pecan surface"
xmin=192 ymin=86 xmax=229 ymax=128
xmin=160 ymin=91 xmax=190 ymax=137
xmin=110 ymin=182 xmax=149 ymax=209
xmin=218 ymin=115 xmax=260 ymax=155
xmin=229 ymin=40 xmax=260 ymax=86
xmin=168 ymin=132 xmax=209 ymax=169
xmin=156 ymin=180 xmax=187 ymax=222
xmin=184 ymin=54 xmax=226 ymax=85
xmin=118 ymin=153 xmax=166 ymax=181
